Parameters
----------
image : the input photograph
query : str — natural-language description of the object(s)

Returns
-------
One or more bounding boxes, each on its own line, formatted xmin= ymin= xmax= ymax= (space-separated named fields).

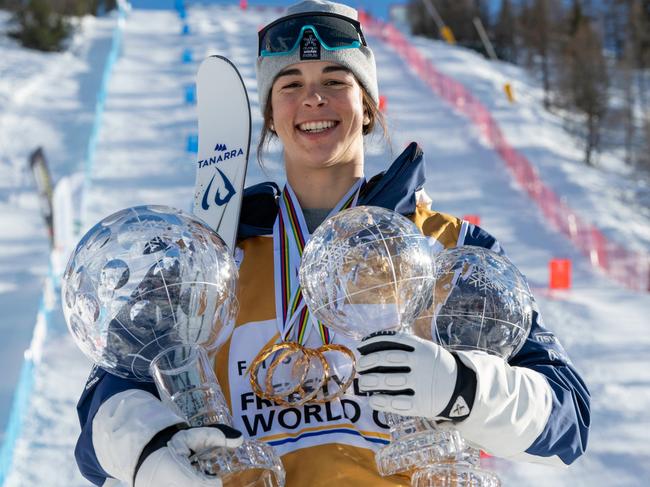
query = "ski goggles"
xmin=258 ymin=12 xmax=367 ymax=57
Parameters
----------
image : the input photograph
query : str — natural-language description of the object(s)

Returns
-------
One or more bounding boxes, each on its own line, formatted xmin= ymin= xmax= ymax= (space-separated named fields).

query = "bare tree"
xmin=621 ymin=55 xmax=637 ymax=165
xmin=626 ymin=0 xmax=650 ymax=113
xmin=435 ymin=0 xmax=483 ymax=45
xmin=640 ymin=119 xmax=650 ymax=171
xmin=629 ymin=1 xmax=650 ymax=171
xmin=407 ymin=1 xmax=437 ymax=39
xmin=519 ymin=0 xmax=564 ymax=108
xmin=598 ymin=0 xmax=634 ymax=164
xmin=609 ymin=0 xmax=650 ymax=169
xmin=0 ymin=0 xmax=21 ymax=11
xmin=566 ymin=0 xmax=586 ymax=37
xmin=603 ymin=0 xmax=627 ymax=58
xmin=493 ymin=0 xmax=518 ymax=62
xmin=559 ymin=18 xmax=609 ymax=165
xmin=407 ymin=0 xmax=489 ymax=52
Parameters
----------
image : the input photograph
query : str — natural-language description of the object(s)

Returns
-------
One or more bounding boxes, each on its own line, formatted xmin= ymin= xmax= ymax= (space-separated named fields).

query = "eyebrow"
xmin=275 ymin=65 xmax=352 ymax=79
xmin=323 ymin=65 xmax=351 ymax=74
xmin=276 ymin=68 xmax=302 ymax=79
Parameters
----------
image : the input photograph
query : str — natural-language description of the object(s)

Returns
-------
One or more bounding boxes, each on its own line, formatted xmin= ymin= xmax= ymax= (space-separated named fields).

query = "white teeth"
xmin=298 ymin=120 xmax=336 ymax=132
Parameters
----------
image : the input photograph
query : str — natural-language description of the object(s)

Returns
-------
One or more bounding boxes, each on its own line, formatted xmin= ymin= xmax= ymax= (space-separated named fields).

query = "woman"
xmin=75 ymin=2 xmax=590 ymax=486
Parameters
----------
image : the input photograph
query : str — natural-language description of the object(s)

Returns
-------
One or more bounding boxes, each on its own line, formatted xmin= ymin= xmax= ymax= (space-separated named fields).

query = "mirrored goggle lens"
xmin=259 ymin=14 xmax=364 ymax=56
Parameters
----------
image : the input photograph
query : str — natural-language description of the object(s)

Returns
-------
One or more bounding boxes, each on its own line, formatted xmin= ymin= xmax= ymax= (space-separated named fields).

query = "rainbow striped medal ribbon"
xmin=273 ymin=179 xmax=364 ymax=345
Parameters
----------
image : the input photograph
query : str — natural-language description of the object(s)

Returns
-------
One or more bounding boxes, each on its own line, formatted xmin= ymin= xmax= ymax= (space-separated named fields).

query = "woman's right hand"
xmin=91 ymin=389 xmax=244 ymax=487
xmin=135 ymin=425 xmax=244 ymax=487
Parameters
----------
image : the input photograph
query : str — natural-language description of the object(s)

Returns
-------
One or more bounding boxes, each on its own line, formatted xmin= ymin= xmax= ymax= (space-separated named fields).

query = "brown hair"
xmin=256 ymin=82 xmax=389 ymax=166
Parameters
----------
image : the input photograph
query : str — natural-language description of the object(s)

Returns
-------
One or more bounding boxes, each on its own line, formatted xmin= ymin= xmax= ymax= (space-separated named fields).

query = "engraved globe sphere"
xmin=421 ymin=246 xmax=533 ymax=360
xmin=61 ymin=205 xmax=238 ymax=380
xmin=299 ymin=206 xmax=435 ymax=340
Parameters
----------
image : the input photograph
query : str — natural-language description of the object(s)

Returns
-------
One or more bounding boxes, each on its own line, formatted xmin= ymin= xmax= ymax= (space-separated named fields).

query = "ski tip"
xmin=206 ymin=54 xmax=236 ymax=68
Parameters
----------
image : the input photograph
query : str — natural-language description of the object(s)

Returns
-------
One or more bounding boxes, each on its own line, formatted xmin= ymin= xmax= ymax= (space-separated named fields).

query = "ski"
xmin=193 ymin=55 xmax=251 ymax=253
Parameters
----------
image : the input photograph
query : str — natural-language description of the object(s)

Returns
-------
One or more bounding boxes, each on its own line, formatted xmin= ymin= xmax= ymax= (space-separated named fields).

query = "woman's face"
xmin=270 ymin=61 xmax=366 ymax=174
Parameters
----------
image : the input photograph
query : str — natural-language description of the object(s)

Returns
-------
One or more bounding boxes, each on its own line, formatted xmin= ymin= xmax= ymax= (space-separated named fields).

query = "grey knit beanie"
xmin=255 ymin=0 xmax=378 ymax=115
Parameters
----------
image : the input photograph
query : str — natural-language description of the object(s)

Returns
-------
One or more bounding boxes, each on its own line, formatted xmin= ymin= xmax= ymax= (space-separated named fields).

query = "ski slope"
xmin=0 ymin=9 xmax=119 ymax=442
xmin=1 ymin=3 xmax=649 ymax=486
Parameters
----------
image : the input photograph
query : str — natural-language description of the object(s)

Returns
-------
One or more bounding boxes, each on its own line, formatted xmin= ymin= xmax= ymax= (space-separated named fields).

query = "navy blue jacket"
xmin=75 ymin=143 xmax=589 ymax=485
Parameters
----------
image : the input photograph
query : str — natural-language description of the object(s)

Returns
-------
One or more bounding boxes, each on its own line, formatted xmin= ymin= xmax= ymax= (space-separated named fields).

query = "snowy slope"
xmin=406 ymin=35 xmax=650 ymax=254
xmin=1 ymin=3 xmax=649 ymax=486
xmin=0 ymin=10 xmax=118 ymax=438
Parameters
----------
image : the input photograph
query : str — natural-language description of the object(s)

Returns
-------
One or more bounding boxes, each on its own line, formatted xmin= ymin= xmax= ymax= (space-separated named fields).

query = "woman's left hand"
xmin=356 ymin=332 xmax=473 ymax=421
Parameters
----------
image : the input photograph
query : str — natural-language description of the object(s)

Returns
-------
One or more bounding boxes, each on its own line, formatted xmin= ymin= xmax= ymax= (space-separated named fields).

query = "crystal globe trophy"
xmin=299 ymin=207 xmax=533 ymax=486
xmin=299 ymin=206 xmax=462 ymax=482
xmin=408 ymin=246 xmax=534 ymax=487
xmin=299 ymin=206 xmax=435 ymax=341
xmin=61 ymin=205 xmax=285 ymax=487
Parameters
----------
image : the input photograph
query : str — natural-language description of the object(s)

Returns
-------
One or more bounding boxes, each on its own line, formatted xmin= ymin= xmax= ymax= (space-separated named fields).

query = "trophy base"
xmin=192 ymin=439 xmax=285 ymax=487
xmin=152 ymin=346 xmax=285 ymax=485
xmin=221 ymin=468 xmax=278 ymax=487
xmin=375 ymin=424 xmax=465 ymax=476
xmin=411 ymin=464 xmax=501 ymax=487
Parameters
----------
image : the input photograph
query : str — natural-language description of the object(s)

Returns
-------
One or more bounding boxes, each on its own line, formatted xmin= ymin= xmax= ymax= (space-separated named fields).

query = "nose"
xmin=303 ymin=89 xmax=327 ymax=108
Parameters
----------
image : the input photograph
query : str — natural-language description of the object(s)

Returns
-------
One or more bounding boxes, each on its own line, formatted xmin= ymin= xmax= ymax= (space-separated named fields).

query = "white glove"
xmin=357 ymin=332 xmax=475 ymax=420
xmin=92 ymin=390 xmax=244 ymax=487
xmin=135 ymin=425 xmax=244 ymax=487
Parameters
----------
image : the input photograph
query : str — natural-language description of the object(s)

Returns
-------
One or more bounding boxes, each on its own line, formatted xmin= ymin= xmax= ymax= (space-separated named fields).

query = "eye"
xmin=281 ymin=81 xmax=301 ymax=89
xmin=324 ymin=79 xmax=346 ymax=86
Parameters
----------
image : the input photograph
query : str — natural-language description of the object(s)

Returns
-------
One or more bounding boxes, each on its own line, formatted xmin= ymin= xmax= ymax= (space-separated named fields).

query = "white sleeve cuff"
xmin=92 ymin=389 xmax=185 ymax=483
xmin=454 ymin=351 xmax=553 ymax=459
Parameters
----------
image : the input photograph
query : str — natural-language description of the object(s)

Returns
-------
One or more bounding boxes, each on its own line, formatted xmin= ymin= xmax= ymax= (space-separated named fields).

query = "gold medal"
xmin=250 ymin=341 xmax=356 ymax=406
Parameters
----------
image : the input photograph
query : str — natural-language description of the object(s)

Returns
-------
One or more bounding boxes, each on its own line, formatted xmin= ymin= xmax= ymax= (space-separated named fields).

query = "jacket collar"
xmin=237 ymin=142 xmax=425 ymax=239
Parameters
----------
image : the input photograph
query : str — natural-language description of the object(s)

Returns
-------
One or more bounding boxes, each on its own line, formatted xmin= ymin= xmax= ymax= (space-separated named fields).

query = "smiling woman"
xmin=267 ymin=61 xmax=367 ymax=209
xmin=74 ymin=1 xmax=591 ymax=486
xmin=254 ymin=2 xmax=386 ymax=211
xmin=257 ymin=62 xmax=385 ymax=164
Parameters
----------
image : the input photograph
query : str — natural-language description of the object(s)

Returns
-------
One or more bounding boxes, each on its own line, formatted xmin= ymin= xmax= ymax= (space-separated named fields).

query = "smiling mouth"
xmin=297 ymin=120 xmax=339 ymax=133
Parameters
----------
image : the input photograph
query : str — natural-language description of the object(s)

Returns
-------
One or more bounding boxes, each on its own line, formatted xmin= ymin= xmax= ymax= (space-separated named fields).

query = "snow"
xmin=0 ymin=9 xmax=118 ymax=442
xmin=406 ymin=36 xmax=650 ymax=252
xmin=1 ymin=3 xmax=649 ymax=486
